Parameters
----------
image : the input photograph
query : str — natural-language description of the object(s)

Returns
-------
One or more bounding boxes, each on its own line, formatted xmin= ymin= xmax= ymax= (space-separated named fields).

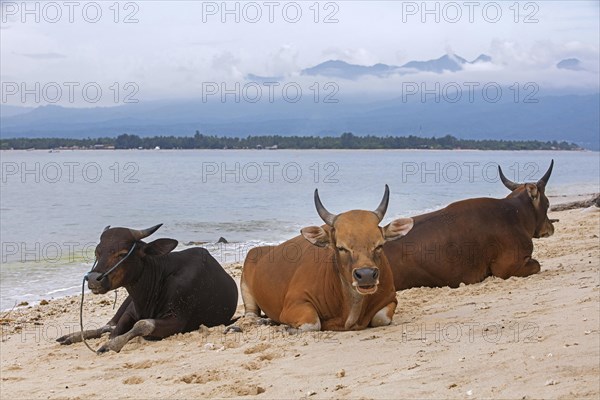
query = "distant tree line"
xmin=0 ymin=132 xmax=581 ymax=151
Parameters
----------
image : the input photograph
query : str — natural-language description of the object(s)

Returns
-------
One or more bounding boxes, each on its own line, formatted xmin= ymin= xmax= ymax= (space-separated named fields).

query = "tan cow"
xmin=240 ymin=185 xmax=414 ymax=332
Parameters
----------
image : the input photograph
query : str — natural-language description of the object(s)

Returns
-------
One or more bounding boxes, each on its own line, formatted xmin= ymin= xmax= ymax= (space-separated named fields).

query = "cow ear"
xmin=526 ymin=183 xmax=539 ymax=200
xmin=143 ymin=238 xmax=178 ymax=256
xmin=301 ymin=226 xmax=331 ymax=247
xmin=383 ymin=218 xmax=414 ymax=241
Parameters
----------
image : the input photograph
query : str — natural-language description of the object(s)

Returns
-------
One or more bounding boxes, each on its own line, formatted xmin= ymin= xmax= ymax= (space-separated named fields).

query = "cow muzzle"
xmin=86 ymin=272 xmax=111 ymax=294
xmin=352 ymin=267 xmax=380 ymax=295
xmin=535 ymin=218 xmax=556 ymax=238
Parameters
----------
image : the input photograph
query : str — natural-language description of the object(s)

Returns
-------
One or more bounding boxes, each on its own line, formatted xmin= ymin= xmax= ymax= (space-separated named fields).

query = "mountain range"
xmin=1 ymin=54 xmax=597 ymax=149
xmin=248 ymin=54 xmax=581 ymax=81
xmin=300 ymin=54 xmax=490 ymax=79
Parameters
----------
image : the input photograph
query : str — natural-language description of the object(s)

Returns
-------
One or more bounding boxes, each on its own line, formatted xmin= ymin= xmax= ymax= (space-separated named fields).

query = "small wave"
xmin=46 ymin=285 xmax=80 ymax=295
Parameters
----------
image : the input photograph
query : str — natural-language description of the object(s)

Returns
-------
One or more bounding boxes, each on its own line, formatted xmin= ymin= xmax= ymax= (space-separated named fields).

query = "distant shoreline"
xmin=0 ymin=132 xmax=584 ymax=151
xmin=0 ymin=148 xmax=590 ymax=152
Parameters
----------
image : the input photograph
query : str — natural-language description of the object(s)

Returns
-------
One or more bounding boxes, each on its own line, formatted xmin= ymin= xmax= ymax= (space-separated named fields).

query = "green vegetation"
xmin=0 ymin=132 xmax=581 ymax=151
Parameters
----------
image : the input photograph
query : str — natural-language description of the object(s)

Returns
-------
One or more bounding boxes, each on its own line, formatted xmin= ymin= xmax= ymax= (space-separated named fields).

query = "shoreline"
xmin=548 ymin=193 xmax=600 ymax=209
xmin=1 ymin=148 xmax=595 ymax=152
xmin=1 ymin=204 xmax=599 ymax=399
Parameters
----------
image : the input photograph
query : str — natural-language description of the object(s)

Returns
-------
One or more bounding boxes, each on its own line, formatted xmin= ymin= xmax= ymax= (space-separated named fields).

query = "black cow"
xmin=57 ymin=224 xmax=238 ymax=353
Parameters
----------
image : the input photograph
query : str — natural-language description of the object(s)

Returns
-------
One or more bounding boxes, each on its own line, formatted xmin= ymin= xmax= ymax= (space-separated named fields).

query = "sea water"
xmin=1 ymin=149 xmax=598 ymax=309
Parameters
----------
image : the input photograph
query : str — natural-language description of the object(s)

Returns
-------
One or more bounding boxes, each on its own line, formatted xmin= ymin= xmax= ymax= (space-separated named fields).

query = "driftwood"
xmin=551 ymin=194 xmax=600 ymax=211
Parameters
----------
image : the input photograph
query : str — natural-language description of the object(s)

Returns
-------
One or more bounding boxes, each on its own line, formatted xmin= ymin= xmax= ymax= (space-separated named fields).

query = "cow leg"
xmin=109 ymin=299 xmax=138 ymax=338
xmin=56 ymin=325 xmax=113 ymax=345
xmin=512 ymin=257 xmax=541 ymax=277
xmin=97 ymin=318 xmax=185 ymax=354
xmin=491 ymin=238 xmax=541 ymax=279
xmin=280 ymin=303 xmax=321 ymax=334
xmin=370 ymin=302 xmax=396 ymax=327
xmin=492 ymin=256 xmax=541 ymax=279
xmin=222 ymin=280 xmax=264 ymax=334
xmin=241 ymin=279 xmax=262 ymax=318
xmin=56 ymin=296 xmax=134 ymax=345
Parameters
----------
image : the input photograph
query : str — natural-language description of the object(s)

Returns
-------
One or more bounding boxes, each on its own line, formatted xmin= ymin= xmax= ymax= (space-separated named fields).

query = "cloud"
xmin=461 ymin=60 xmax=501 ymax=73
xmin=321 ymin=47 xmax=378 ymax=65
xmin=489 ymin=39 xmax=599 ymax=71
xmin=211 ymin=51 xmax=244 ymax=80
xmin=15 ymin=52 xmax=66 ymax=60
xmin=265 ymin=44 xmax=299 ymax=77
xmin=188 ymin=40 xmax=237 ymax=47
xmin=1 ymin=2 xmax=597 ymax=106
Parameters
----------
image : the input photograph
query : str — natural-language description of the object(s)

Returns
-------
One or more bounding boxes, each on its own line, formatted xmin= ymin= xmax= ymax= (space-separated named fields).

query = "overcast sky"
xmin=1 ymin=0 xmax=599 ymax=106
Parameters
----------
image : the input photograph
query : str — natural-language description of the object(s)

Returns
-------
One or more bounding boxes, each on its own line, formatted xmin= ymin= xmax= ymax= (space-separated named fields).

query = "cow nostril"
xmin=353 ymin=270 xmax=362 ymax=280
xmin=372 ymin=269 xmax=379 ymax=280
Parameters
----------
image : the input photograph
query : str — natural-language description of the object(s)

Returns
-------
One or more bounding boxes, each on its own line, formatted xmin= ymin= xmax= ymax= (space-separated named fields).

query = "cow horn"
xmin=314 ymin=189 xmax=336 ymax=226
xmin=103 ymin=225 xmax=111 ymax=232
xmin=498 ymin=166 xmax=520 ymax=191
xmin=537 ymin=160 xmax=554 ymax=188
xmin=129 ymin=224 xmax=163 ymax=241
xmin=373 ymin=184 xmax=390 ymax=222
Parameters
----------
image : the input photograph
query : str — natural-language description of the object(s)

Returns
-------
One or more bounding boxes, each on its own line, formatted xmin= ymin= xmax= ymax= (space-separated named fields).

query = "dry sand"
xmin=1 ymin=206 xmax=599 ymax=399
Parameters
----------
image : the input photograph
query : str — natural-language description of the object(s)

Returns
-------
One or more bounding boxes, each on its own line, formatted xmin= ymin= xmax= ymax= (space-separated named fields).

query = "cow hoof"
xmin=56 ymin=335 xmax=70 ymax=345
xmin=56 ymin=333 xmax=79 ymax=345
xmin=96 ymin=345 xmax=109 ymax=354
xmin=257 ymin=318 xmax=277 ymax=326
xmin=284 ymin=325 xmax=301 ymax=335
xmin=224 ymin=325 xmax=242 ymax=334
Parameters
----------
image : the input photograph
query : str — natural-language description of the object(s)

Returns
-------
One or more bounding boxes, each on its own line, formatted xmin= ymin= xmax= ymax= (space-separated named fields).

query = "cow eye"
xmin=336 ymin=246 xmax=349 ymax=253
xmin=117 ymin=252 xmax=128 ymax=258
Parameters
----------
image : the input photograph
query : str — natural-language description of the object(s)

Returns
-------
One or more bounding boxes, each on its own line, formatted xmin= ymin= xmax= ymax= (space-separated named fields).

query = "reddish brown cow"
xmin=240 ymin=185 xmax=414 ymax=332
xmin=385 ymin=161 xmax=555 ymax=290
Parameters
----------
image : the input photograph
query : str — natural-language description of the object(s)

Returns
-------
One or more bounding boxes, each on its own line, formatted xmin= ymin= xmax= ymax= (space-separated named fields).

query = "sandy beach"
xmin=1 ymin=202 xmax=598 ymax=399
